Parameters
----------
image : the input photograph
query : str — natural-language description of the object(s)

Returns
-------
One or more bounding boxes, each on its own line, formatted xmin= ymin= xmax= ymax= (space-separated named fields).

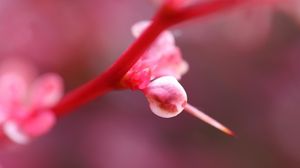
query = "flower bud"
xmin=144 ymin=76 xmax=187 ymax=118
xmin=123 ymin=21 xmax=189 ymax=90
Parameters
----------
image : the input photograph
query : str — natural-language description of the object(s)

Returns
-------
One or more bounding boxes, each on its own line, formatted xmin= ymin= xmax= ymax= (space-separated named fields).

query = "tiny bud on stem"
xmin=144 ymin=76 xmax=187 ymax=118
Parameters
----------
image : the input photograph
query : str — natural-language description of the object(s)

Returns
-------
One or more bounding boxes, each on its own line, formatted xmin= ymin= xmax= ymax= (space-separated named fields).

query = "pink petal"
xmin=131 ymin=21 xmax=175 ymax=46
xmin=10 ymin=106 xmax=32 ymax=122
xmin=29 ymin=73 xmax=64 ymax=108
xmin=152 ymin=47 xmax=189 ymax=79
xmin=3 ymin=120 xmax=30 ymax=144
xmin=0 ymin=73 xmax=27 ymax=106
xmin=21 ymin=110 xmax=56 ymax=137
xmin=122 ymin=67 xmax=151 ymax=90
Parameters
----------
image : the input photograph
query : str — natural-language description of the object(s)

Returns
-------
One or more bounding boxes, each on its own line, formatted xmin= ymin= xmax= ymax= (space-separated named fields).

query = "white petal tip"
xmin=3 ymin=121 xmax=30 ymax=144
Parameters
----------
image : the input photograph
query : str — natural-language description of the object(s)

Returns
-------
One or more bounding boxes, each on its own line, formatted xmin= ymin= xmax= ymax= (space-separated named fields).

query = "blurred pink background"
xmin=0 ymin=0 xmax=299 ymax=168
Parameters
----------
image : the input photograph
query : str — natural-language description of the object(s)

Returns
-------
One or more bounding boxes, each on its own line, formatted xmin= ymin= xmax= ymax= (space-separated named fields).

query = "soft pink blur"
xmin=0 ymin=59 xmax=63 ymax=145
xmin=0 ymin=0 xmax=299 ymax=168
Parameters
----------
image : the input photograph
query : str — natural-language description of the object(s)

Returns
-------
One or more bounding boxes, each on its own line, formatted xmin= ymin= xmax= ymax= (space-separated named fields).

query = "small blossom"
xmin=122 ymin=21 xmax=188 ymax=90
xmin=0 ymin=62 xmax=63 ymax=144
xmin=122 ymin=21 xmax=234 ymax=135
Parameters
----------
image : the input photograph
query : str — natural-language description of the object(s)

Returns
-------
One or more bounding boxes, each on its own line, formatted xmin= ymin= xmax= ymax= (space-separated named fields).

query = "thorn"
xmin=184 ymin=104 xmax=235 ymax=136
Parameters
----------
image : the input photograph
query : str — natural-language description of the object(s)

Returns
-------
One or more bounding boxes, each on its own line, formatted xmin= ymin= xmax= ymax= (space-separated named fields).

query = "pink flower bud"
xmin=122 ymin=21 xmax=188 ymax=90
xmin=143 ymin=76 xmax=187 ymax=118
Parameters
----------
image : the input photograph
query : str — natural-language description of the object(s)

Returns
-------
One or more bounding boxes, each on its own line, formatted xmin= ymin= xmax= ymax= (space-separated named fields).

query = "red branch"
xmin=52 ymin=0 xmax=243 ymax=117
xmin=161 ymin=0 xmax=242 ymax=25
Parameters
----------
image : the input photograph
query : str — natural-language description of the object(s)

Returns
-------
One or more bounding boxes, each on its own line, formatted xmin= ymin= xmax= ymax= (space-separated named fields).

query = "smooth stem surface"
xmin=169 ymin=0 xmax=241 ymax=24
xmin=159 ymin=0 xmax=241 ymax=25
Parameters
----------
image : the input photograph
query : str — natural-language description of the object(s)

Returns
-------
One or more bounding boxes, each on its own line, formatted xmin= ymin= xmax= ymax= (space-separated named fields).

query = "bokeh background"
xmin=0 ymin=0 xmax=299 ymax=168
